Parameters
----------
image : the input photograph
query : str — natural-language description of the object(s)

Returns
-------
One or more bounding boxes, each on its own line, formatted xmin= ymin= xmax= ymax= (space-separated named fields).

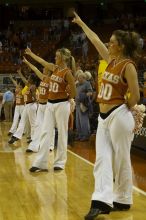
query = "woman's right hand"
xmin=17 ymin=68 xmax=21 ymax=75
xmin=22 ymin=56 xmax=28 ymax=64
xmin=25 ymin=47 xmax=31 ymax=55
xmin=9 ymin=74 xmax=12 ymax=79
xmin=72 ymin=11 xmax=83 ymax=26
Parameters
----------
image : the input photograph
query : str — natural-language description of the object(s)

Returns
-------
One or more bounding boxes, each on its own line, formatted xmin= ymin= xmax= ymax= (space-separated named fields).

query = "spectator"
xmin=75 ymin=71 xmax=93 ymax=141
xmin=2 ymin=87 xmax=14 ymax=122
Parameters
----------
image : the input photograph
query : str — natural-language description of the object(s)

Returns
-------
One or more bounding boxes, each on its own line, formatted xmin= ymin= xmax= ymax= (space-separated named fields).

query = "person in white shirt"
xmin=2 ymin=88 xmax=14 ymax=122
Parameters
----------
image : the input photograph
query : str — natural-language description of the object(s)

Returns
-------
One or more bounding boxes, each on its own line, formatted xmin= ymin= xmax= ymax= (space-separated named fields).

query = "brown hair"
xmin=112 ymin=30 xmax=141 ymax=60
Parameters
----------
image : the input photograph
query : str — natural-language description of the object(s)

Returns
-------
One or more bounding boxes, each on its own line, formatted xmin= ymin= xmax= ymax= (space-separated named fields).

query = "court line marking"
xmin=68 ymin=149 xmax=146 ymax=197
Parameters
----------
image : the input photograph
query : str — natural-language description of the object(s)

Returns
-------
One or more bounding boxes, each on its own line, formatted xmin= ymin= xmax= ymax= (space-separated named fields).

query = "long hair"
xmin=57 ymin=48 xmax=76 ymax=75
xmin=28 ymin=73 xmax=40 ymax=87
xmin=18 ymin=79 xmax=25 ymax=88
xmin=112 ymin=30 xmax=141 ymax=61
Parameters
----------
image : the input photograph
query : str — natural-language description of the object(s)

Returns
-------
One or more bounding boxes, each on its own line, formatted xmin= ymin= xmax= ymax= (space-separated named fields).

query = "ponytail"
xmin=70 ymin=56 xmax=76 ymax=76
xmin=57 ymin=48 xmax=76 ymax=75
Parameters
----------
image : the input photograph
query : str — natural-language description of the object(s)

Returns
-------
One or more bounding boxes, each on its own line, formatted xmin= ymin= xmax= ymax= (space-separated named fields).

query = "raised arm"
xmin=23 ymin=57 xmax=45 ymax=81
xmin=25 ymin=47 xmax=55 ymax=71
xmin=72 ymin=12 xmax=109 ymax=62
xmin=17 ymin=69 xmax=28 ymax=85
xmin=9 ymin=74 xmax=17 ymax=87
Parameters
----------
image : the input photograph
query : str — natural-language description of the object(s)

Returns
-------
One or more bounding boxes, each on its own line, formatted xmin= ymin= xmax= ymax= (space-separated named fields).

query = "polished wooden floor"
xmin=0 ymin=121 xmax=146 ymax=220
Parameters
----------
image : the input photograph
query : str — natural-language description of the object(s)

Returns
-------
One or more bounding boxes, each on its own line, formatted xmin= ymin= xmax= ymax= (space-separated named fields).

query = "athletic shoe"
xmin=75 ymin=137 xmax=81 ymax=141
xmin=84 ymin=208 xmax=110 ymax=220
xmin=80 ymin=137 xmax=89 ymax=142
xmin=111 ymin=202 xmax=130 ymax=211
xmin=8 ymin=136 xmax=19 ymax=144
xmin=7 ymin=132 xmax=13 ymax=136
xmin=26 ymin=149 xmax=33 ymax=153
xmin=27 ymin=139 xmax=32 ymax=144
xmin=54 ymin=167 xmax=63 ymax=171
xmin=29 ymin=166 xmax=48 ymax=173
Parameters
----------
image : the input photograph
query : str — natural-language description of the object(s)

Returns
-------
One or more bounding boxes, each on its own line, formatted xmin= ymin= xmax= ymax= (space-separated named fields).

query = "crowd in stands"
xmin=0 ymin=11 xmax=146 ymax=73
xmin=0 ymin=18 xmax=70 ymax=73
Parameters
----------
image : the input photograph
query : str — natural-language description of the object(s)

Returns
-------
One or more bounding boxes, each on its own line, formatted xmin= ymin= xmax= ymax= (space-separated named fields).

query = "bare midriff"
xmin=39 ymin=98 xmax=48 ymax=103
xmin=99 ymin=103 xmax=122 ymax=113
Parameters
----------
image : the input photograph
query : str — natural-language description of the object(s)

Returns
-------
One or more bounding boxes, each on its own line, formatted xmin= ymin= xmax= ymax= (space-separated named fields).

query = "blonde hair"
xmin=84 ymin=71 xmax=92 ymax=80
xmin=77 ymin=71 xmax=86 ymax=79
xmin=75 ymin=69 xmax=83 ymax=78
xmin=57 ymin=48 xmax=76 ymax=75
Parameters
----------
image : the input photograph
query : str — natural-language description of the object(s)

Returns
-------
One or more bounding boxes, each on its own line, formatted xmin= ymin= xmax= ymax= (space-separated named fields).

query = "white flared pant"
xmin=92 ymin=104 xmax=135 ymax=206
xmin=32 ymin=101 xmax=70 ymax=169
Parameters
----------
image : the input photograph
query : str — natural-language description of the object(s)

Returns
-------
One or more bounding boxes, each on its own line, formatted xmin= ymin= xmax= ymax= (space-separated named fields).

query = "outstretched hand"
xmin=25 ymin=47 xmax=31 ymax=55
xmin=9 ymin=74 xmax=13 ymax=79
xmin=22 ymin=56 xmax=28 ymax=63
xmin=17 ymin=68 xmax=21 ymax=75
xmin=72 ymin=11 xmax=83 ymax=26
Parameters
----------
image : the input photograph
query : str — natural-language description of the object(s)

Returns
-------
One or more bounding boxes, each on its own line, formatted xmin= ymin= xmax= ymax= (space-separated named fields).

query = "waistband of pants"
xmin=26 ymin=102 xmax=34 ymax=105
xmin=48 ymin=98 xmax=68 ymax=103
xmin=39 ymin=102 xmax=47 ymax=105
xmin=100 ymin=105 xmax=121 ymax=120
